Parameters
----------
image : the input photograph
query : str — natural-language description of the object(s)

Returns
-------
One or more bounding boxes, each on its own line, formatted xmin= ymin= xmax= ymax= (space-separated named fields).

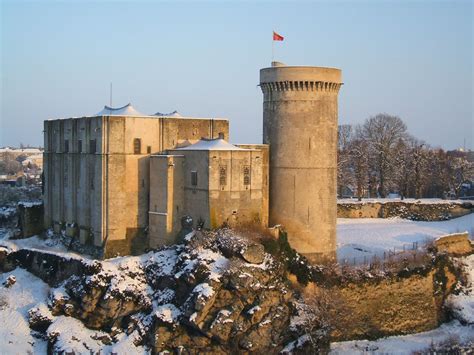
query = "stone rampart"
xmin=298 ymin=254 xmax=461 ymax=341
xmin=17 ymin=201 xmax=44 ymax=237
xmin=434 ymin=232 xmax=473 ymax=256
xmin=337 ymin=200 xmax=473 ymax=221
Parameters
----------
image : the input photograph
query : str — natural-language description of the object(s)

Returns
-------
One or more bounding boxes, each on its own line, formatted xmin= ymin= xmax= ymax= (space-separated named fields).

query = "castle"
xmin=43 ymin=63 xmax=342 ymax=262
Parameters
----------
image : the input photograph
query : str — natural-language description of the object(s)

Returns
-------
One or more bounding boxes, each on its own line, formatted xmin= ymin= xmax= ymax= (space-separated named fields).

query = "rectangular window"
xmin=64 ymin=140 xmax=69 ymax=153
xmin=147 ymin=146 xmax=152 ymax=154
xmin=133 ymin=138 xmax=141 ymax=154
xmin=78 ymin=140 xmax=82 ymax=153
xmin=243 ymin=166 xmax=251 ymax=186
xmin=89 ymin=139 xmax=96 ymax=153
xmin=191 ymin=171 xmax=198 ymax=186
xmin=219 ymin=165 xmax=227 ymax=186
xmin=90 ymin=169 xmax=95 ymax=190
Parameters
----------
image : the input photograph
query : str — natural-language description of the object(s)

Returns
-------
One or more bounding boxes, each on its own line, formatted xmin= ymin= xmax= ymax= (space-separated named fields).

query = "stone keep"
xmin=260 ymin=63 xmax=343 ymax=262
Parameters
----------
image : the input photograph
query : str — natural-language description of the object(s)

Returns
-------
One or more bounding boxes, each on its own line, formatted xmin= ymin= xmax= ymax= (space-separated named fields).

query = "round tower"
xmin=260 ymin=63 xmax=342 ymax=262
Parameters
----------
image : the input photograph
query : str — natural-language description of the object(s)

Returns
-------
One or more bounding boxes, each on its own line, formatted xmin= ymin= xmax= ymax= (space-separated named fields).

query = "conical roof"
xmin=175 ymin=138 xmax=247 ymax=151
xmin=95 ymin=103 xmax=145 ymax=116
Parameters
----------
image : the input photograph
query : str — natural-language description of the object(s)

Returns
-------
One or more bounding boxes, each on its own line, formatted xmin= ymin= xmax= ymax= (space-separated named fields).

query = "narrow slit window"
xmin=90 ymin=169 xmax=95 ymax=190
xmin=147 ymin=146 xmax=152 ymax=154
xmin=64 ymin=163 xmax=68 ymax=187
xmin=243 ymin=166 xmax=251 ymax=186
xmin=64 ymin=139 xmax=69 ymax=153
xmin=78 ymin=140 xmax=82 ymax=153
xmin=219 ymin=166 xmax=227 ymax=186
xmin=133 ymin=138 xmax=141 ymax=154
xmin=191 ymin=171 xmax=198 ymax=186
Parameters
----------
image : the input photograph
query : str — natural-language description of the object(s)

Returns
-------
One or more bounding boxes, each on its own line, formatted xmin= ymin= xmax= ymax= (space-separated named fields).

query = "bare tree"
xmin=0 ymin=152 xmax=22 ymax=175
xmin=362 ymin=113 xmax=408 ymax=197
xmin=393 ymin=137 xmax=412 ymax=199
xmin=337 ymin=125 xmax=354 ymax=197
xmin=349 ymin=126 xmax=369 ymax=200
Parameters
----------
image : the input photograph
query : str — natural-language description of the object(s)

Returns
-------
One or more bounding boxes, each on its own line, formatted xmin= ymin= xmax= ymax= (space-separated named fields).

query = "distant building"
xmin=21 ymin=154 xmax=43 ymax=170
xmin=0 ymin=147 xmax=43 ymax=160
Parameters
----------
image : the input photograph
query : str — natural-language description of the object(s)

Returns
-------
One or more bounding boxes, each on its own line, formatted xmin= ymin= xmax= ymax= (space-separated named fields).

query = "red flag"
xmin=273 ymin=31 xmax=284 ymax=41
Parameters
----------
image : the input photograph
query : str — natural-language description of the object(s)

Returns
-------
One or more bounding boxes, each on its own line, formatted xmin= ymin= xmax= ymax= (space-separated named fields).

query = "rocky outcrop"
xmin=1 ymin=228 xmax=320 ymax=353
xmin=2 ymin=227 xmax=467 ymax=352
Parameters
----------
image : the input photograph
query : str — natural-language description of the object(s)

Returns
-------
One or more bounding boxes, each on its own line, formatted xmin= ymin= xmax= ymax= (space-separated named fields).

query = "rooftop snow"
xmin=95 ymin=103 xmax=145 ymax=116
xmin=0 ymin=147 xmax=43 ymax=153
xmin=175 ymin=138 xmax=250 ymax=151
xmin=154 ymin=110 xmax=183 ymax=117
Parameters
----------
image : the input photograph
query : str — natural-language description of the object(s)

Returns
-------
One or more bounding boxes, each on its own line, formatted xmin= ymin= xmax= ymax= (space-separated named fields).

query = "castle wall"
xmin=44 ymin=114 xmax=229 ymax=257
xmin=207 ymin=149 xmax=268 ymax=228
xmin=260 ymin=66 xmax=342 ymax=262
xmin=236 ymin=144 xmax=270 ymax=228
xmin=149 ymin=155 xmax=185 ymax=248
xmin=43 ymin=117 xmax=103 ymax=245
xmin=337 ymin=200 xmax=473 ymax=220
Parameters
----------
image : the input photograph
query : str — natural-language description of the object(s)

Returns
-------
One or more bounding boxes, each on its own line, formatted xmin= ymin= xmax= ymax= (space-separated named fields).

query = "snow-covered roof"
xmin=175 ymin=138 xmax=248 ymax=151
xmin=95 ymin=103 xmax=145 ymax=116
xmin=154 ymin=110 xmax=182 ymax=118
xmin=0 ymin=147 xmax=43 ymax=154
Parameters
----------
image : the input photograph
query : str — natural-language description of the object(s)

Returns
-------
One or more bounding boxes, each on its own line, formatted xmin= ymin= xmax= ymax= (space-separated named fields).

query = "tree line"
xmin=337 ymin=113 xmax=473 ymax=199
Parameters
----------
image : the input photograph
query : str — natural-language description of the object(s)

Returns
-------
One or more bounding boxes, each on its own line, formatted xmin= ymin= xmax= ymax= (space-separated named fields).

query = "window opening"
xmin=219 ymin=166 xmax=227 ymax=187
xmin=89 ymin=139 xmax=96 ymax=153
xmin=133 ymin=138 xmax=141 ymax=154
xmin=243 ymin=166 xmax=251 ymax=186
xmin=191 ymin=171 xmax=198 ymax=186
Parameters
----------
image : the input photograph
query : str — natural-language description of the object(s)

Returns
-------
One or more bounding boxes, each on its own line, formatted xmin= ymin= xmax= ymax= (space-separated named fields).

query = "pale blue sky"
xmin=1 ymin=0 xmax=472 ymax=149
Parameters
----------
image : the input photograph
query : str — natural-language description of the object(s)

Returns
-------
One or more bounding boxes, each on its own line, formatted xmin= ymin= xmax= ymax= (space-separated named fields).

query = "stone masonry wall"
xmin=337 ymin=200 xmax=473 ymax=221
xmin=18 ymin=201 xmax=44 ymax=238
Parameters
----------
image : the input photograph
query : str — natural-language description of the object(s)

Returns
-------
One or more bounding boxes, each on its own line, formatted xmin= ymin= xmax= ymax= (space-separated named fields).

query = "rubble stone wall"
xmin=434 ymin=232 xmax=473 ymax=256
xmin=301 ymin=255 xmax=460 ymax=341
xmin=18 ymin=202 xmax=44 ymax=238
xmin=337 ymin=200 xmax=473 ymax=221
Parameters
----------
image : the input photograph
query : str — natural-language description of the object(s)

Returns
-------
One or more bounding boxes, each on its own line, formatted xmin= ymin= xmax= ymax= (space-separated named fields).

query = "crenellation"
xmin=260 ymin=79 xmax=342 ymax=94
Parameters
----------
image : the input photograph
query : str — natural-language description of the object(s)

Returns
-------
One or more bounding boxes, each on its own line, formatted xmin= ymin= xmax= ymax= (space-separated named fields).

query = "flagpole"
xmin=272 ymin=37 xmax=274 ymax=63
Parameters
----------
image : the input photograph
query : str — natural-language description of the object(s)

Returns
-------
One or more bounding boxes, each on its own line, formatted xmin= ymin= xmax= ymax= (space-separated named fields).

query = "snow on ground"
xmin=0 ymin=265 xmax=150 ymax=354
xmin=0 ymin=268 xmax=49 ymax=353
xmin=331 ymin=320 xmax=473 ymax=354
xmin=338 ymin=198 xmax=472 ymax=205
xmin=48 ymin=316 xmax=148 ymax=354
xmin=331 ymin=255 xmax=474 ymax=354
xmin=0 ymin=228 xmax=90 ymax=260
xmin=447 ymin=254 xmax=474 ymax=324
xmin=337 ymin=213 xmax=474 ymax=262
